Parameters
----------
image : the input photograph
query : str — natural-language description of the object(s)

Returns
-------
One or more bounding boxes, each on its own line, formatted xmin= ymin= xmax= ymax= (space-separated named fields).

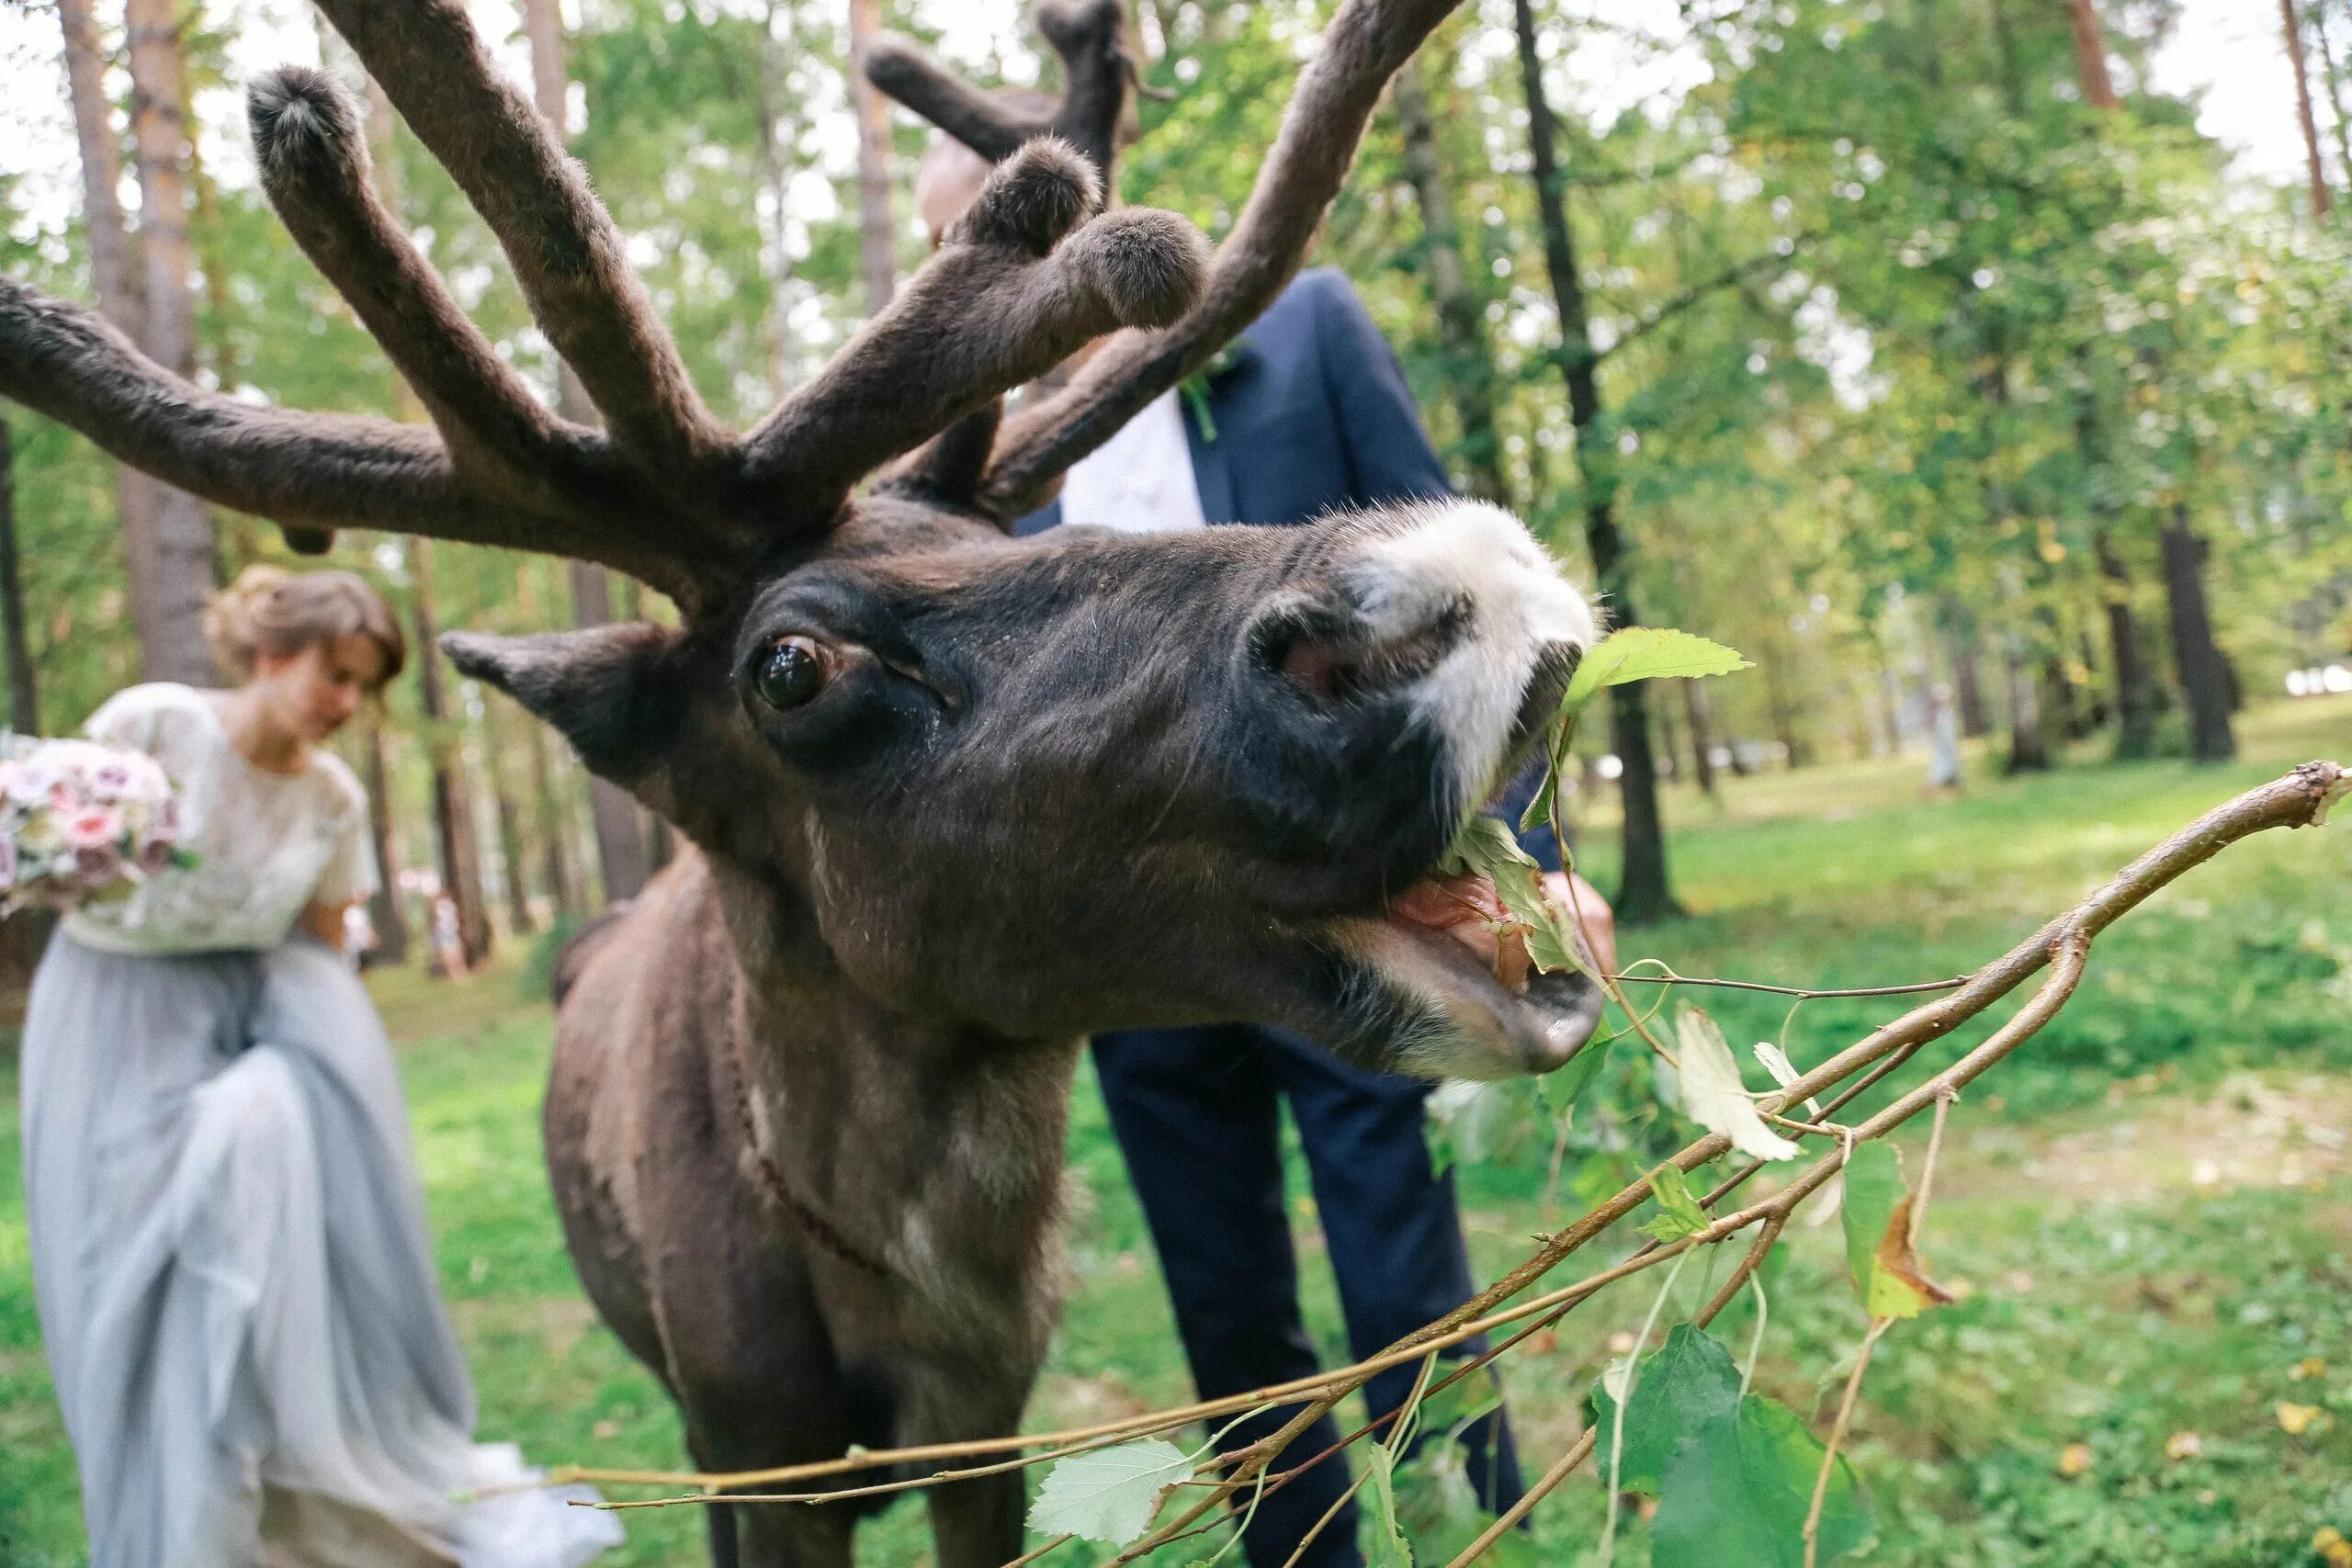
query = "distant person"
xmin=16 ymin=567 xmax=618 ymax=1566
xmin=1926 ymin=682 xmax=1964 ymax=795
xmin=921 ymin=141 xmax=1617 ymax=1567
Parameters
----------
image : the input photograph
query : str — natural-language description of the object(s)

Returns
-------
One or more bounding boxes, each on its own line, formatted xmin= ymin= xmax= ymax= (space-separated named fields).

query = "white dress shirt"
xmin=1057 ymin=389 xmax=1209 ymax=534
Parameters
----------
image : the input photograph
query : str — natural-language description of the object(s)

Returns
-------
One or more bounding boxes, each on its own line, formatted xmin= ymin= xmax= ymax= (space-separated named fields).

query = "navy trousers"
xmin=1091 ymin=1022 xmax=1523 ymax=1568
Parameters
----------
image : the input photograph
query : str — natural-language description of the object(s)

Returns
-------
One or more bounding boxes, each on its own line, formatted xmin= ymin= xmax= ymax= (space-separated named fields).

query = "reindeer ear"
xmin=442 ymin=623 xmax=686 ymax=784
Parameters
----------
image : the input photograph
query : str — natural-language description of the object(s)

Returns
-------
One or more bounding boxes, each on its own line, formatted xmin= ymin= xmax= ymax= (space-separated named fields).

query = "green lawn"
xmin=2 ymin=696 xmax=2346 ymax=1566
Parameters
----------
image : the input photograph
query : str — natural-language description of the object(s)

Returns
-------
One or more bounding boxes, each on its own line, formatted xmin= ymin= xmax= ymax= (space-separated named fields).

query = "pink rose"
xmin=74 ymin=844 xmax=121 ymax=886
xmin=138 ymin=838 xmax=173 ymax=874
xmin=62 ymin=805 xmax=124 ymax=851
xmin=92 ymin=761 xmax=134 ymax=798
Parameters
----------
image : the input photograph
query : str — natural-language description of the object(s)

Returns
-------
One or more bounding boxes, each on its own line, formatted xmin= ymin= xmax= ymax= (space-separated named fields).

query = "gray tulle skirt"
xmin=18 ymin=932 xmax=622 ymax=1567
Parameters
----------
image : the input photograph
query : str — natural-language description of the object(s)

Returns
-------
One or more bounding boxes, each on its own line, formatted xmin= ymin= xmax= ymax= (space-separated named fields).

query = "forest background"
xmin=0 ymin=0 xmax=2350 ymax=1563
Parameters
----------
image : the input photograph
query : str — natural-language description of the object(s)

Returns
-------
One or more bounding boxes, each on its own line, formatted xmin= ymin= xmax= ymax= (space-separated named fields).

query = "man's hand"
xmin=1549 ymin=870 xmax=1617 ymax=975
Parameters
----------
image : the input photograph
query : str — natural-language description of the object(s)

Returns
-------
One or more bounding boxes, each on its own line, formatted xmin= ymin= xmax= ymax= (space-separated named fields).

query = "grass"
xmin=0 ymin=694 xmax=2346 ymax=1565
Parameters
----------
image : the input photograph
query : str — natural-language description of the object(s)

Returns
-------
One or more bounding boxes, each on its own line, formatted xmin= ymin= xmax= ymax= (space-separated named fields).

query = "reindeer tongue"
xmin=1388 ymin=872 xmax=1534 ymax=994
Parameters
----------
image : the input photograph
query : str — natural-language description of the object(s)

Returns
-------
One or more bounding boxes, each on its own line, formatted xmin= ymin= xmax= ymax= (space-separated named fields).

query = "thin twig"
xmin=1607 ymin=971 xmax=1971 ymax=999
xmin=1804 ymin=1319 xmax=1889 ymax=1568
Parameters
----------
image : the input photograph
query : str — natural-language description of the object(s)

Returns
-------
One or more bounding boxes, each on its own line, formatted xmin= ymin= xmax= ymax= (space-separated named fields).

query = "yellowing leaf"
xmin=1752 ymin=1040 xmax=1822 ymax=1119
xmin=1561 ymin=627 xmax=1753 ymax=715
xmin=2164 ymin=1430 xmax=2204 ymax=1462
xmin=2278 ymin=1401 xmax=2324 ymax=1436
xmin=2056 ymin=1442 xmax=2094 ymax=1477
xmin=1838 ymin=1142 xmax=1952 ymax=1320
xmin=1676 ymin=1007 xmax=1801 ymax=1162
xmin=1027 ymin=1438 xmax=1194 ymax=1545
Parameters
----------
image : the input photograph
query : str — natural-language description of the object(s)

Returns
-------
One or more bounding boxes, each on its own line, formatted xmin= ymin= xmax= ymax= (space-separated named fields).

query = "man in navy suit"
xmin=920 ymin=152 xmax=1614 ymax=1568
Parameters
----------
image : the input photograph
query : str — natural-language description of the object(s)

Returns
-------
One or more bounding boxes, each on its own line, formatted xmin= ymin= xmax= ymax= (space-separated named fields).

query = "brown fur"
xmin=0 ymin=6 xmax=1534 ymax=1564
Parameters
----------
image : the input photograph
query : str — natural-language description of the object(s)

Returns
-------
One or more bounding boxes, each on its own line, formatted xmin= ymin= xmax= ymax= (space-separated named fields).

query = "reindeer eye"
xmin=757 ymin=637 xmax=829 ymax=710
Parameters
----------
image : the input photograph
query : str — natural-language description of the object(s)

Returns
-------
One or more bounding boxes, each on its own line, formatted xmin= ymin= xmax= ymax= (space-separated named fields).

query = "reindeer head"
xmin=0 ymin=0 xmax=1601 ymax=1078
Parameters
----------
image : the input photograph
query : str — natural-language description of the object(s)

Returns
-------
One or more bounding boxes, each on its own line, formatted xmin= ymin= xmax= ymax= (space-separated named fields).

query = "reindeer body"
xmin=548 ymin=853 xmax=1070 ymax=1561
xmin=0 ymin=2 xmax=1607 ymax=1563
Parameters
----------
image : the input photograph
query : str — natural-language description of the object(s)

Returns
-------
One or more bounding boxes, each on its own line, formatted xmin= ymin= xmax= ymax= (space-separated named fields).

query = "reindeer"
xmin=0 ymin=1 xmax=1602 ymax=1562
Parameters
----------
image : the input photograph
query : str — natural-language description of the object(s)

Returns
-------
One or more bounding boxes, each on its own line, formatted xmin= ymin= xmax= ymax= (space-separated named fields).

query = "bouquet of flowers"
xmin=0 ymin=735 xmax=192 ymax=913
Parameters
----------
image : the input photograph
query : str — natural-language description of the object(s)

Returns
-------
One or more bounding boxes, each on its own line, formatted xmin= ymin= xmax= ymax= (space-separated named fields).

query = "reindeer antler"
xmin=0 ymin=0 xmax=1451 ymax=608
xmin=873 ymin=0 xmax=1468 ymax=521
xmin=865 ymin=0 xmax=1136 ymax=177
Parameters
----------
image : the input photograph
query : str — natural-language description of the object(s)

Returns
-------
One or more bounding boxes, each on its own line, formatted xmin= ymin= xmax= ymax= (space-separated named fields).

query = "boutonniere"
xmin=1178 ymin=338 xmax=1254 ymax=444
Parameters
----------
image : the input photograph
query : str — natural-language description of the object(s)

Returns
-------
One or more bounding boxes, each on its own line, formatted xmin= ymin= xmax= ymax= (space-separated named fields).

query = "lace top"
xmin=62 ymin=683 xmax=377 ymax=955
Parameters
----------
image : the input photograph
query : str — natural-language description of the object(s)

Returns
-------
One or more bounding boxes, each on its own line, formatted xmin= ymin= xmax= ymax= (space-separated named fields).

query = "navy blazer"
xmin=1018 ymin=267 xmax=1563 ymax=871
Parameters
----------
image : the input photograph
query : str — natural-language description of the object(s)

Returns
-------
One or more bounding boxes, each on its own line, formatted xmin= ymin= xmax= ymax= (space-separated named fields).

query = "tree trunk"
xmin=2161 ymin=504 xmax=2237 ymax=762
xmin=526 ymin=712 xmax=586 ymax=920
xmin=757 ymin=0 xmax=799 ymax=398
xmin=360 ymin=717 xmax=410 ymax=965
xmin=60 ymin=0 xmax=203 ymax=691
xmin=2003 ymin=648 xmax=2050 ymax=772
xmin=2309 ymin=3 xmax=2352 ymax=187
xmin=411 ymin=541 xmax=493 ymax=967
xmin=2094 ymin=532 xmax=2157 ymax=758
xmin=1938 ymin=599 xmax=1993 ymax=738
xmin=1680 ymin=674 xmax=1718 ymax=795
xmin=1512 ymin=0 xmax=1676 ymax=922
xmin=1391 ymin=56 xmax=1510 ymax=508
xmin=523 ymin=0 xmax=654 ymax=905
xmin=2064 ymin=0 xmax=2120 ymax=110
xmin=122 ymin=0 xmax=217 ymax=685
xmin=1761 ymin=650 xmax=1807 ymax=768
xmin=491 ymin=717 xmax=538 ymax=937
xmin=2281 ymin=0 xmax=2335 ymax=218
xmin=0 ymin=419 xmax=37 ymax=735
xmin=849 ymin=0 xmax=897 ymax=314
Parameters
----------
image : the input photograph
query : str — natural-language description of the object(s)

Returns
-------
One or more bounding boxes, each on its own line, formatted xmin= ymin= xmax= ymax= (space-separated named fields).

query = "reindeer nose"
xmin=1261 ymin=595 xmax=1471 ymax=707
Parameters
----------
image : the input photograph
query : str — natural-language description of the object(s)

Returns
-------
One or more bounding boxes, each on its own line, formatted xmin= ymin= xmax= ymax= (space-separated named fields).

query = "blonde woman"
xmin=18 ymin=567 xmax=618 ymax=1567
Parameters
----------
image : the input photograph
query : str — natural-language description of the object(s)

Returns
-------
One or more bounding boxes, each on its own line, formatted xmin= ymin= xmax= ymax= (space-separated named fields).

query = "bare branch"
xmin=977 ymin=0 xmax=1466 ymax=518
xmin=311 ymin=0 xmax=729 ymax=477
xmin=741 ymin=141 xmax=1206 ymax=514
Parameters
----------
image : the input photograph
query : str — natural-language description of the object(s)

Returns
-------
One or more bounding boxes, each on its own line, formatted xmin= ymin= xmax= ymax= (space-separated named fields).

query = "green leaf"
xmin=1027 ymin=1438 xmax=1195 ymax=1545
xmin=1589 ymin=1326 xmax=1871 ymax=1566
xmin=1537 ymin=1033 xmax=1611 ymax=1116
xmin=1588 ymin=1324 xmax=1742 ymax=1495
xmin=1435 ymin=816 xmax=1588 ymax=976
xmin=1560 ymin=627 xmax=1752 ymax=715
xmin=1416 ymin=1362 xmax=1505 ymax=1438
xmin=1360 ymin=1443 xmax=1415 ymax=1567
xmin=1838 ymin=1141 xmax=1951 ymax=1319
xmin=1641 ymin=1163 xmax=1711 ymax=1241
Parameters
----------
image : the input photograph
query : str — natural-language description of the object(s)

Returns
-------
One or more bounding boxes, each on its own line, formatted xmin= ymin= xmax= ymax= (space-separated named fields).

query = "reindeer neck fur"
xmin=703 ymin=851 xmax=1082 ymax=1336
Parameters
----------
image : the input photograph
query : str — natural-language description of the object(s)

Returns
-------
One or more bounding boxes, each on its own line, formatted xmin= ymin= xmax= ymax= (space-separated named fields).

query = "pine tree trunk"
xmin=492 ymin=722 xmax=537 ymax=937
xmin=1512 ymin=0 xmax=1675 ymax=922
xmin=1391 ymin=56 xmax=1510 ymax=508
xmin=0 ymin=419 xmax=37 ymax=735
xmin=360 ymin=717 xmax=410 ymax=965
xmin=2064 ymin=0 xmax=2120 ymax=109
xmin=2282 ymin=0 xmax=2335 ymax=218
xmin=523 ymin=0 xmax=653 ymax=905
xmin=849 ymin=0 xmax=898 ymax=314
xmin=411 ymin=541 xmax=493 ymax=966
xmin=757 ymin=0 xmax=798 ymax=398
xmin=526 ymin=714 xmax=586 ymax=920
xmin=59 ymin=0 xmax=203 ymax=690
xmin=122 ymin=0 xmax=217 ymax=685
xmin=2309 ymin=3 xmax=2352 ymax=186
xmin=2161 ymin=504 xmax=2237 ymax=762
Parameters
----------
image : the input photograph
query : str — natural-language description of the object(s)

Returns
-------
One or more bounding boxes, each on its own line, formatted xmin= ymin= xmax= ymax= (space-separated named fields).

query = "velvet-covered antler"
xmin=865 ymin=0 xmax=1135 ymax=179
xmin=875 ymin=0 xmax=1469 ymax=522
xmin=0 ymin=0 xmax=1448 ymax=608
